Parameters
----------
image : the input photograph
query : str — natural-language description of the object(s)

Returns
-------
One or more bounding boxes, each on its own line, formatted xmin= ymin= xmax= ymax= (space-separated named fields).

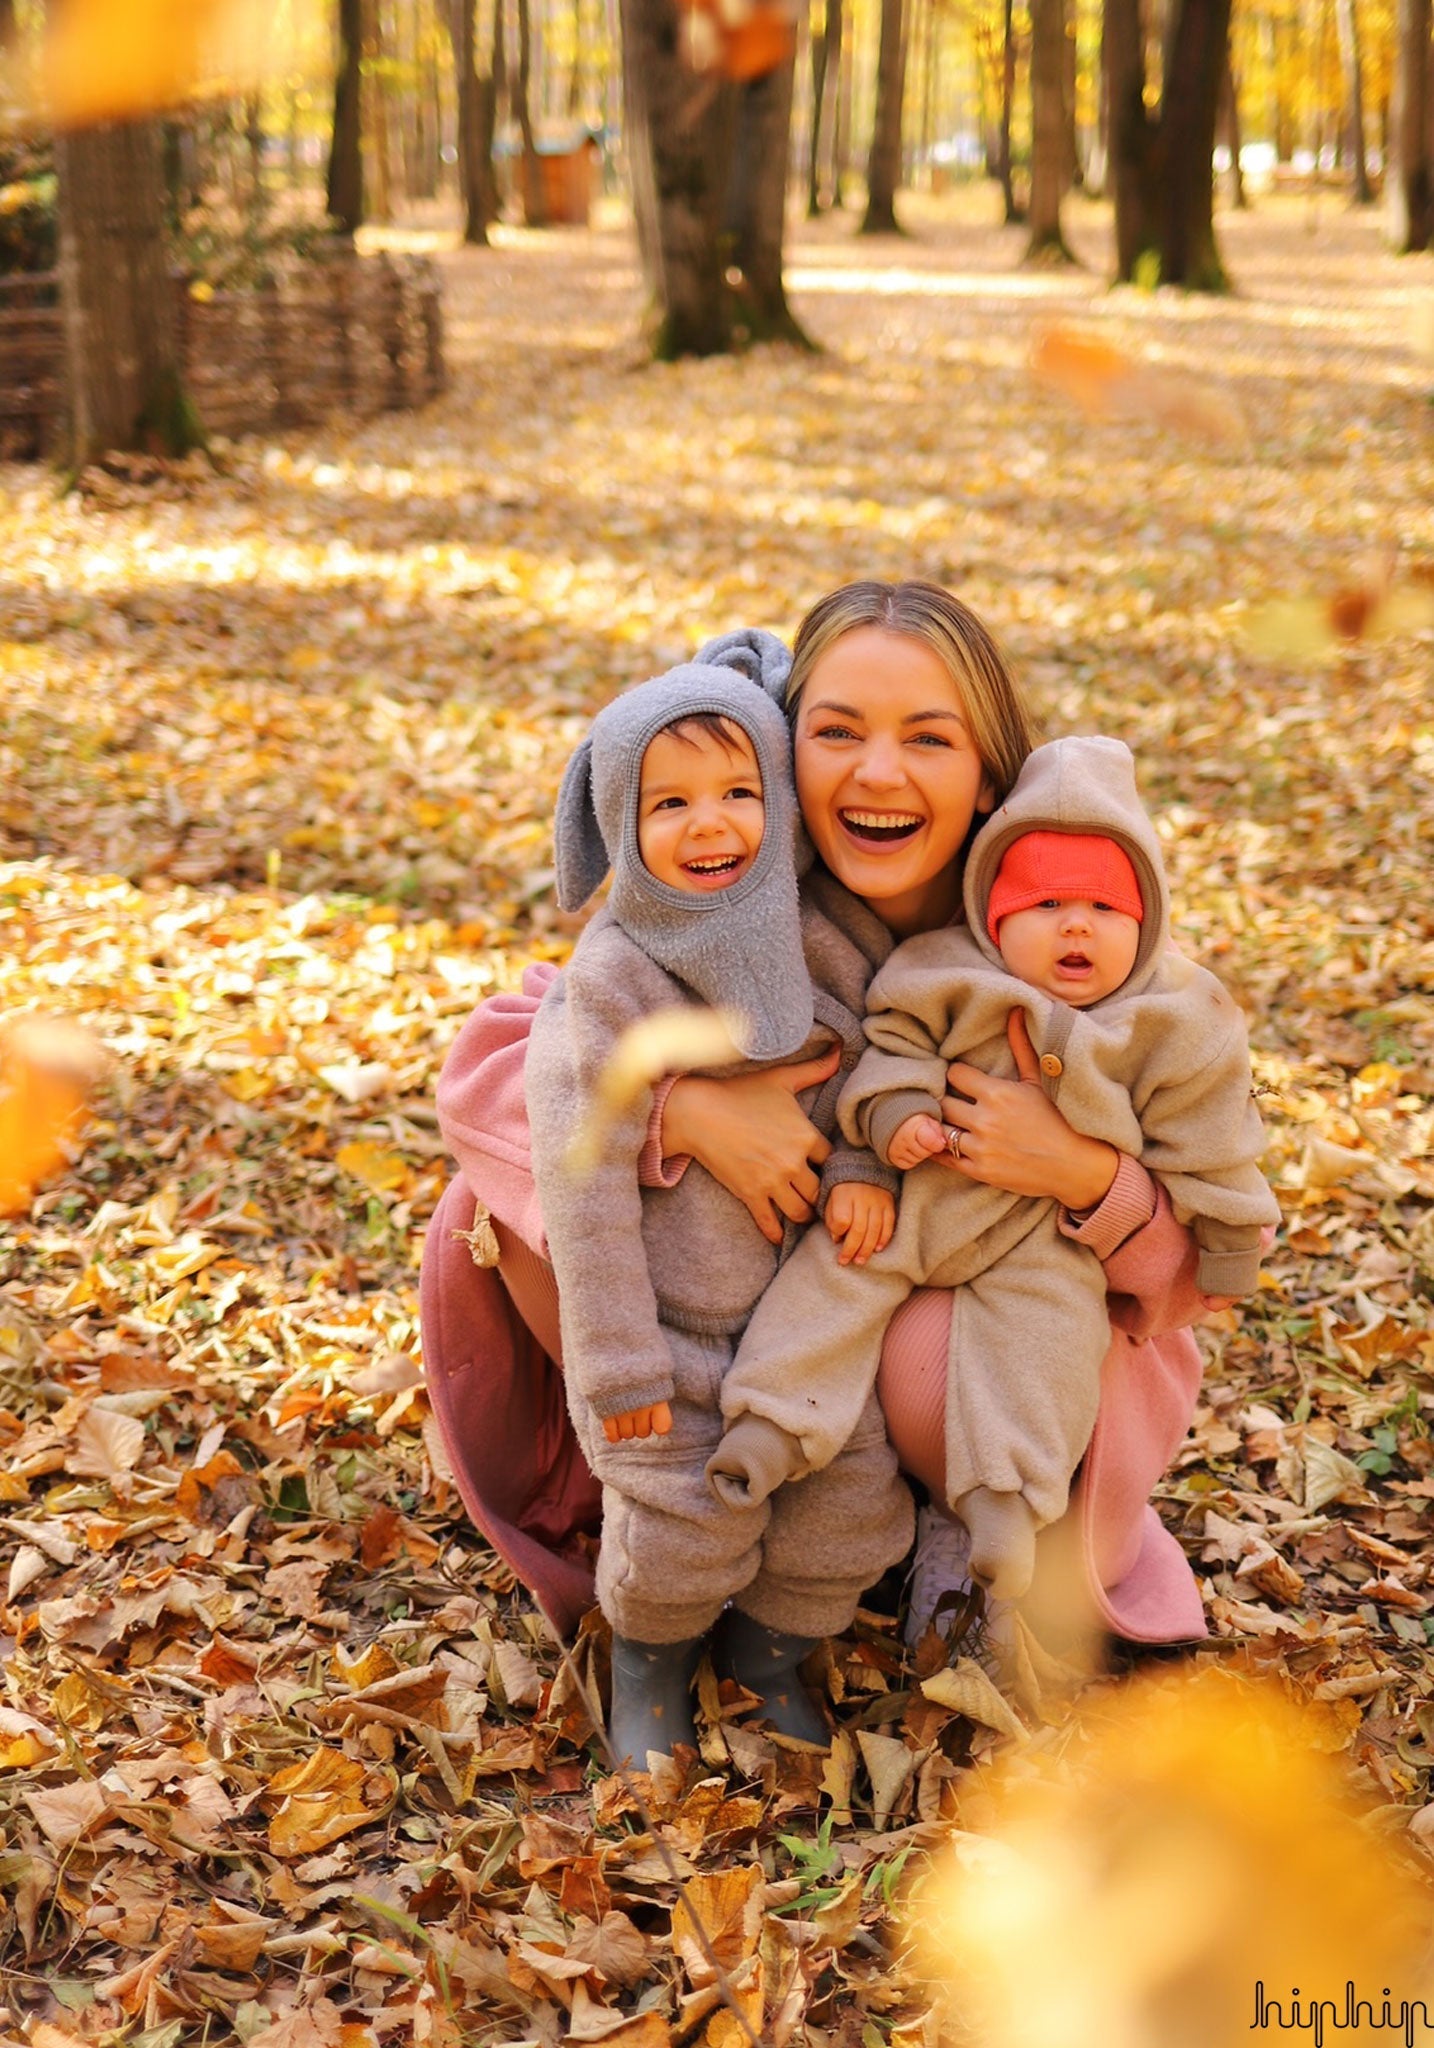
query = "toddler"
xmin=527 ymin=651 xmax=913 ymax=1769
xmin=708 ymin=734 xmax=1279 ymax=1605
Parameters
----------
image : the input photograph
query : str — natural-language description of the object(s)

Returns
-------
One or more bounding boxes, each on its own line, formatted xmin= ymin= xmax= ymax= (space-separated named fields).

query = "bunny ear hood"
xmin=554 ymin=662 xmax=813 ymax=1061
xmin=964 ymin=736 xmax=1172 ymax=999
xmin=692 ymin=628 xmax=793 ymax=708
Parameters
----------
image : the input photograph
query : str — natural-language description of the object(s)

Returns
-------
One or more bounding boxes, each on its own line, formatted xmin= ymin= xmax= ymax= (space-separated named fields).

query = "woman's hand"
xmin=940 ymin=1012 xmax=1119 ymax=1212
xmin=662 ymin=1046 xmax=840 ymax=1246
xmin=603 ymin=1401 xmax=673 ymax=1444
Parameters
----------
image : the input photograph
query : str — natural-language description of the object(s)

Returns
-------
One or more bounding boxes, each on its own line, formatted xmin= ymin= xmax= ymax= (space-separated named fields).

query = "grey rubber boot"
xmin=606 ymin=1635 xmax=703 ymax=1769
xmin=713 ymin=1607 xmax=828 ymax=1745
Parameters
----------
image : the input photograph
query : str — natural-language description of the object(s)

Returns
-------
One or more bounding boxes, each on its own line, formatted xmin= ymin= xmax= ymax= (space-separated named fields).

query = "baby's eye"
xmin=726 ymin=784 xmax=762 ymax=802
xmin=1094 ymin=901 xmax=1116 ymax=913
xmin=651 ymin=795 xmax=687 ymax=812
xmin=1040 ymin=898 xmax=1062 ymax=909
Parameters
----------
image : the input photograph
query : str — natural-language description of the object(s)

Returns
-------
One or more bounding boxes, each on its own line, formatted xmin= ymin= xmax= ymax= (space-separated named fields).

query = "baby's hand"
xmin=825 ymin=1182 xmax=895 ymax=1266
xmin=888 ymin=1113 xmax=949 ymax=1169
xmin=602 ymin=1401 xmax=673 ymax=1445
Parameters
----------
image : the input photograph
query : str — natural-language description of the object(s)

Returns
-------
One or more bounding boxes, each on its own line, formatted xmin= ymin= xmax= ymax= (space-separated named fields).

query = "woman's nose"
xmin=852 ymin=736 xmax=906 ymax=788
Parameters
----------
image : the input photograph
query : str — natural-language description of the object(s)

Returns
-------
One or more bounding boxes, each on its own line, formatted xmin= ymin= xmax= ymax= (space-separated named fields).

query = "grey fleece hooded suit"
xmin=526 ymin=646 xmax=914 ymax=1647
xmin=711 ymin=735 xmax=1278 ymax=1562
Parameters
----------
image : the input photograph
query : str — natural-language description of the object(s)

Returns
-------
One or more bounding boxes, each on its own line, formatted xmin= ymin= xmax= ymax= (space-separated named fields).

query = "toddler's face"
xmin=637 ymin=721 xmax=765 ymax=892
xmin=996 ymin=898 xmax=1140 ymax=1007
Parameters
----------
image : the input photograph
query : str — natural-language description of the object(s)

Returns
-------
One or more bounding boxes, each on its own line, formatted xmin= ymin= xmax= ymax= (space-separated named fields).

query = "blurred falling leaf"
xmin=909 ymin=1667 xmax=1434 ymax=2048
xmin=1246 ymin=564 xmax=1434 ymax=666
xmin=565 ymin=1007 xmax=746 ymax=1176
xmin=1030 ymin=323 xmax=1247 ymax=449
xmin=40 ymin=0 xmax=320 ymax=127
xmin=0 ymin=1017 xmax=107 ymax=1217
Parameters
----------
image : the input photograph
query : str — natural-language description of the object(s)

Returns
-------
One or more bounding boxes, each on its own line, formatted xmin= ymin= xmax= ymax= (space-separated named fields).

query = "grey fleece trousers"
xmin=575 ymin=1327 xmax=915 ymax=1645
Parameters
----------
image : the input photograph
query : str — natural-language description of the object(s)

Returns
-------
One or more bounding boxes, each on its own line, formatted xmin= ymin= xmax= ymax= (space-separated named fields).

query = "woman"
xmin=420 ymin=581 xmax=1217 ymax=1651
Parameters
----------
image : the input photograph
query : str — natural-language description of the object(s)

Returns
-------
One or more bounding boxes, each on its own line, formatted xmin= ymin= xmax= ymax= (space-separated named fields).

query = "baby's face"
xmin=637 ymin=720 xmax=765 ymax=893
xmin=996 ymin=898 xmax=1140 ymax=1007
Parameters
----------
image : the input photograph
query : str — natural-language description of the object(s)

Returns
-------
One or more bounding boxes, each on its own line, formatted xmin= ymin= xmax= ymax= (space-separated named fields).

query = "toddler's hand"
xmin=825 ymin=1182 xmax=895 ymax=1266
xmin=888 ymin=1113 xmax=949 ymax=1169
xmin=602 ymin=1401 xmax=673 ymax=1445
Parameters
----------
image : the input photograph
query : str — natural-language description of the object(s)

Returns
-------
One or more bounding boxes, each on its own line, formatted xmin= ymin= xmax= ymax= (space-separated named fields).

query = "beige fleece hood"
xmin=963 ymin=735 xmax=1171 ymax=1001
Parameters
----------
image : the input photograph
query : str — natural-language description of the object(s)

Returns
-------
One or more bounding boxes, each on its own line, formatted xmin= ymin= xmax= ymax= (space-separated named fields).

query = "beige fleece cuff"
xmin=705 ymin=1415 xmax=805 ymax=1509
xmin=1196 ymin=1245 xmax=1263 ymax=1297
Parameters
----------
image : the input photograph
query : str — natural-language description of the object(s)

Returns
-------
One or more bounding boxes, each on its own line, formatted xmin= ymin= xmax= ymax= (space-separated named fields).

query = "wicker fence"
xmin=0 ymin=251 xmax=444 ymax=460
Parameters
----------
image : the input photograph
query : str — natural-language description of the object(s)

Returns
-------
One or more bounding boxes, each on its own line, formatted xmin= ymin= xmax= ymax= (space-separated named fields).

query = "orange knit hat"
xmin=986 ymin=831 xmax=1144 ymax=944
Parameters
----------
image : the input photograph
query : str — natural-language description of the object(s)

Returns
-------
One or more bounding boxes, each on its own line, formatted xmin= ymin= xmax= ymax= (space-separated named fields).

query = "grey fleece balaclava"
xmin=553 ymin=661 xmax=813 ymax=1060
xmin=691 ymin=627 xmax=793 ymax=710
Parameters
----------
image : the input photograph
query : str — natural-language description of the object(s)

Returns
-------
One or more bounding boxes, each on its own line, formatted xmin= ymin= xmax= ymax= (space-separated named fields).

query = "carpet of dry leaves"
xmin=2 ymin=186 xmax=1433 ymax=2047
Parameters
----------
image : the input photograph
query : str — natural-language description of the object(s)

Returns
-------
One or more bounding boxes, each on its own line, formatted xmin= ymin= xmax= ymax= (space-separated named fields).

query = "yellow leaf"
xmin=337 ymin=1141 xmax=407 ymax=1194
xmin=266 ymin=1746 xmax=392 ymax=1857
xmin=566 ymin=1007 xmax=747 ymax=1176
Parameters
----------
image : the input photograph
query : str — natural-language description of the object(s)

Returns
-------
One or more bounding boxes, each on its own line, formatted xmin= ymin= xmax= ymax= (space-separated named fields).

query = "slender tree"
xmin=327 ymin=0 xmax=365 ymax=231
xmin=449 ymin=0 xmax=498 ymax=243
xmin=997 ymin=0 xmax=1020 ymax=222
xmin=514 ymin=0 xmax=547 ymax=222
xmin=1332 ymin=0 xmax=1371 ymax=202
xmin=1025 ymin=0 xmax=1076 ymax=259
xmin=1386 ymin=0 xmax=1429 ymax=244
xmin=1105 ymin=0 xmax=1233 ymax=287
xmin=55 ymin=119 xmax=203 ymax=466
xmin=1218 ymin=54 xmax=1246 ymax=207
xmin=808 ymin=0 xmax=844 ymax=215
xmin=862 ymin=0 xmax=908 ymax=231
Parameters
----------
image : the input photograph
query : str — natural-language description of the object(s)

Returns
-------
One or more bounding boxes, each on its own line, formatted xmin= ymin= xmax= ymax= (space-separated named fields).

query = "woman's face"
xmin=793 ymin=626 xmax=996 ymax=936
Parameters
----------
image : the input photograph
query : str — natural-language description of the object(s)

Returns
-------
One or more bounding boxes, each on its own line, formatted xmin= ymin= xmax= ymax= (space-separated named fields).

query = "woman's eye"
xmin=909 ymin=731 xmax=952 ymax=748
xmin=814 ymin=723 xmax=857 ymax=742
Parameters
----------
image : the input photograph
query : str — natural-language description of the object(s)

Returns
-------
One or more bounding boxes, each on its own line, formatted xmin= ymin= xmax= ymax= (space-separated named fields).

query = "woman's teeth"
xmin=841 ymin=809 xmax=922 ymax=843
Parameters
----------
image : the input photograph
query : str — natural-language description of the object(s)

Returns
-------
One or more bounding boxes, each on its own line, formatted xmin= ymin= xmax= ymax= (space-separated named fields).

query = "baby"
xmin=708 ymin=735 xmax=1279 ymax=1603
xmin=526 ymin=649 xmax=912 ymax=1769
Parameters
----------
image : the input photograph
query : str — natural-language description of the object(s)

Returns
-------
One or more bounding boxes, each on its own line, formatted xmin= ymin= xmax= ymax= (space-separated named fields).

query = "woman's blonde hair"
xmin=787 ymin=580 xmax=1036 ymax=804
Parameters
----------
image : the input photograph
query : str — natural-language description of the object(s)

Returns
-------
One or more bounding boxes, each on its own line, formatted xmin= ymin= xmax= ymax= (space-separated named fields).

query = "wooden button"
xmin=1039 ymin=1052 xmax=1064 ymax=1078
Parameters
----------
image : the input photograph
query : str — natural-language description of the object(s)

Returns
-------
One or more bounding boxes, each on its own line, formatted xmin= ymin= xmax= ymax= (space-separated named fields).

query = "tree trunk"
xmin=833 ymin=2 xmax=853 ymax=205
xmin=515 ymin=0 xmax=547 ymax=222
xmin=1219 ymin=52 xmax=1246 ymax=207
xmin=1387 ymin=0 xmax=1430 ymax=244
xmin=449 ymin=0 xmax=495 ymax=244
xmin=1026 ymin=0 xmax=1075 ymax=258
xmin=1104 ymin=0 xmax=1155 ymax=273
xmin=55 ymin=120 xmax=203 ymax=467
xmin=327 ymin=0 xmax=364 ymax=232
xmin=0 ymin=0 xmax=16 ymax=41
xmin=363 ymin=0 xmax=394 ymax=221
xmin=808 ymin=0 xmax=843 ymax=214
xmin=997 ymin=0 xmax=1020 ymax=222
xmin=862 ymin=0 xmax=907 ymax=231
xmin=568 ymin=0 xmax=585 ymax=114
xmin=1107 ymin=0 xmax=1230 ymax=287
xmin=729 ymin=59 xmax=811 ymax=342
xmin=620 ymin=0 xmax=806 ymax=356
xmin=1064 ymin=1 xmax=1081 ymax=189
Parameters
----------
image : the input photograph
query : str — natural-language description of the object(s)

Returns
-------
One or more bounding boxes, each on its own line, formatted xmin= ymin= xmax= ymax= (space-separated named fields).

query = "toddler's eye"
xmin=727 ymin=784 xmax=762 ymax=802
xmin=651 ymin=795 xmax=686 ymax=812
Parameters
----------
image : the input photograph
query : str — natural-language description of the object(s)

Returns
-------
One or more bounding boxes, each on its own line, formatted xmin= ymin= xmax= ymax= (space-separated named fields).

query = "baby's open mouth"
xmin=1058 ymin=953 xmax=1092 ymax=970
xmin=683 ymin=855 xmax=743 ymax=876
xmin=840 ymin=809 xmax=923 ymax=844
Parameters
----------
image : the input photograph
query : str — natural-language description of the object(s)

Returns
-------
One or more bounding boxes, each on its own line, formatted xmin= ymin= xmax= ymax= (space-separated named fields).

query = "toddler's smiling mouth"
xmin=682 ymin=854 xmax=744 ymax=877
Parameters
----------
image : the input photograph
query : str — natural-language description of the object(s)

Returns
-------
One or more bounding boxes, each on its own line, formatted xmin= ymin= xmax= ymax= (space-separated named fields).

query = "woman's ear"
xmin=553 ymin=738 xmax=610 ymax=909
xmin=976 ymin=770 xmax=997 ymax=815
